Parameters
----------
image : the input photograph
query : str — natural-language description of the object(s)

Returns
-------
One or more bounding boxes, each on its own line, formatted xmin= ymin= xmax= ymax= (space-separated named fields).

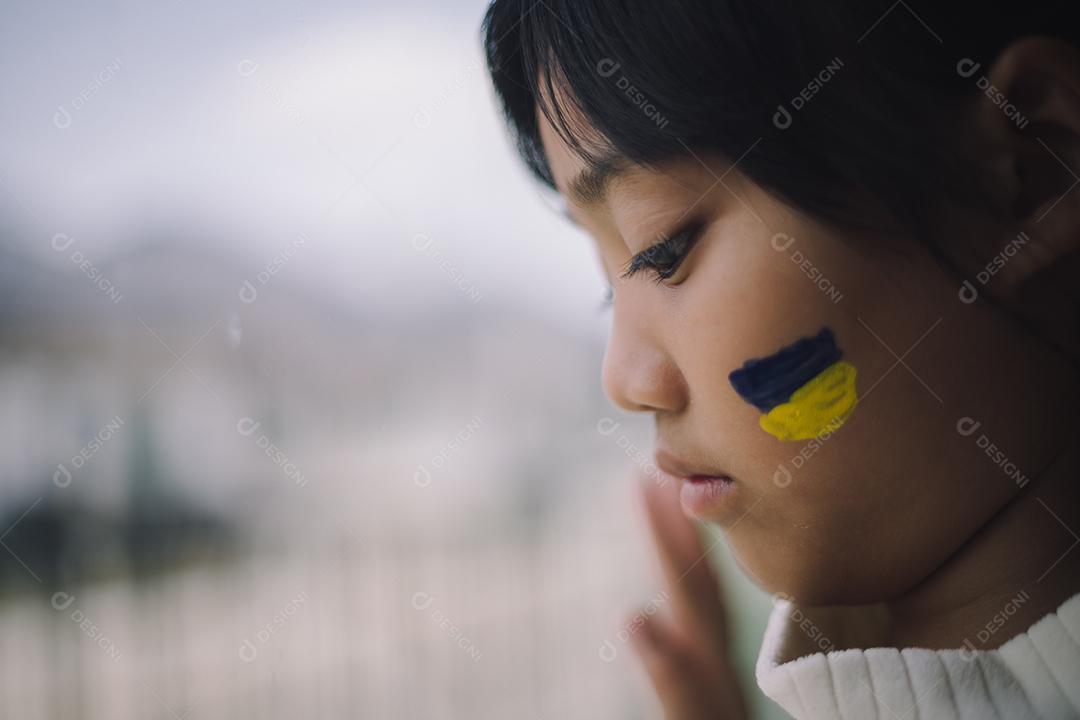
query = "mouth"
xmin=654 ymin=448 xmax=736 ymax=518
xmin=678 ymin=475 xmax=735 ymax=517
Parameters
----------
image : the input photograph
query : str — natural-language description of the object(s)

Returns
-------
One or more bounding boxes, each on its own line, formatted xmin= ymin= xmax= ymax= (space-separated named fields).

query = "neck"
xmin=886 ymin=439 xmax=1080 ymax=651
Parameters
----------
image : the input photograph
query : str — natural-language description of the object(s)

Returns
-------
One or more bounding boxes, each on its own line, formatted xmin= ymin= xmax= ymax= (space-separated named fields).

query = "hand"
xmin=627 ymin=470 xmax=749 ymax=720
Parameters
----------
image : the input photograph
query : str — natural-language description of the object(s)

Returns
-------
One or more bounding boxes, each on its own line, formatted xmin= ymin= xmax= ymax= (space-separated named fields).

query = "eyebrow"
xmin=566 ymin=152 xmax=632 ymax=209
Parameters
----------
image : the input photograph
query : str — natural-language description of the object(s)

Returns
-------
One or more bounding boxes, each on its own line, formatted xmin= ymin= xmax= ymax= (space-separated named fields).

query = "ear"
xmin=969 ymin=37 xmax=1080 ymax=295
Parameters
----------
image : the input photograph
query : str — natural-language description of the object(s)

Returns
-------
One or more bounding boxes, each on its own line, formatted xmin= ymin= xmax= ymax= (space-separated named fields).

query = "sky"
xmin=0 ymin=0 xmax=611 ymax=335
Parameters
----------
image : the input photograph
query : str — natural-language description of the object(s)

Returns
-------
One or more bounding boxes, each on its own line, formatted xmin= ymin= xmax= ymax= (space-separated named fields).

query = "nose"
xmin=600 ymin=298 xmax=686 ymax=414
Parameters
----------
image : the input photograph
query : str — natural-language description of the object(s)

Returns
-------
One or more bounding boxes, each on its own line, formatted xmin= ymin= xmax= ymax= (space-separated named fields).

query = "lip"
xmin=654 ymin=447 xmax=725 ymax=480
xmin=654 ymin=447 xmax=735 ymax=518
xmin=678 ymin=475 xmax=735 ymax=518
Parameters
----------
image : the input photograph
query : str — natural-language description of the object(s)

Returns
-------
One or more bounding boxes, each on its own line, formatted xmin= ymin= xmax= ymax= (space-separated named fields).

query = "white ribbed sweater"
xmin=756 ymin=592 xmax=1080 ymax=719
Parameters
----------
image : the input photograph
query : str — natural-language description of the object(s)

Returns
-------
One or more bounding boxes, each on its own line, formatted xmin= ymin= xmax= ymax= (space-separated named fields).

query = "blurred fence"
xmin=1 ymin=516 xmax=649 ymax=720
xmin=0 ymin=2 xmax=787 ymax=716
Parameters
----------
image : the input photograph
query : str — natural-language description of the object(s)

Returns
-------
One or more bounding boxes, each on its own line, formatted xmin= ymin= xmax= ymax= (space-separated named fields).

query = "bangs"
xmin=481 ymin=0 xmax=761 ymax=192
xmin=481 ymin=0 xmax=1078 ymax=236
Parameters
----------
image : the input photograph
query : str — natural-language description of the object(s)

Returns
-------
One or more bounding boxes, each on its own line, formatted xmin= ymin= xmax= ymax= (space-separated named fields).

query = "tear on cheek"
xmin=728 ymin=327 xmax=858 ymax=441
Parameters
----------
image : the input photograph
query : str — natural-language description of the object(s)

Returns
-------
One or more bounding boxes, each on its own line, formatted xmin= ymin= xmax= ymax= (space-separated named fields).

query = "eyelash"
xmin=597 ymin=225 xmax=702 ymax=312
xmin=620 ymin=225 xmax=703 ymax=284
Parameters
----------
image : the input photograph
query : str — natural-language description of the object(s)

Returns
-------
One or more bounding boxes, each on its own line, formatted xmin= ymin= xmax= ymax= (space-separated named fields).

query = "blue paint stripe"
xmin=728 ymin=327 xmax=842 ymax=412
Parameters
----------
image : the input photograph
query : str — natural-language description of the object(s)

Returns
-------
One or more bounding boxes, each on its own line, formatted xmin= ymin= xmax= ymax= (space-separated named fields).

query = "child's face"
xmin=537 ymin=110 xmax=1074 ymax=604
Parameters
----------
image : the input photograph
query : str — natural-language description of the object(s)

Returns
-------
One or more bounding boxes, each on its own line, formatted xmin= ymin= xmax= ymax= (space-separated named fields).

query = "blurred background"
xmin=0 ymin=1 xmax=783 ymax=717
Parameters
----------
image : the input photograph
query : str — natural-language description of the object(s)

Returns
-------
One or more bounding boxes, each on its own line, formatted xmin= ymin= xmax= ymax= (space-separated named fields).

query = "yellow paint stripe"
xmin=759 ymin=361 xmax=858 ymax=441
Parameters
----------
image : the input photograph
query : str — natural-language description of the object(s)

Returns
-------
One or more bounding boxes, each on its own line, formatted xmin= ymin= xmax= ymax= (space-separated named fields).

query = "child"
xmin=480 ymin=1 xmax=1080 ymax=717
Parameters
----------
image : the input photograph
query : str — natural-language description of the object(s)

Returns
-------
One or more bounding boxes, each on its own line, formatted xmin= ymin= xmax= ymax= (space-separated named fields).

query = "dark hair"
xmin=481 ymin=0 xmax=1077 ymax=238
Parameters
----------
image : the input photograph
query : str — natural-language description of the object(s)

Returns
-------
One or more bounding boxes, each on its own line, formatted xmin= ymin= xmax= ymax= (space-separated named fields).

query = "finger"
xmin=629 ymin=610 xmax=713 ymax=720
xmin=639 ymin=469 xmax=729 ymax=644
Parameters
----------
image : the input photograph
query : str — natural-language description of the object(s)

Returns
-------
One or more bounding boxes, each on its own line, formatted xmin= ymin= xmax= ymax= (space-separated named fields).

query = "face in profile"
xmin=535 ymin=87 xmax=1077 ymax=605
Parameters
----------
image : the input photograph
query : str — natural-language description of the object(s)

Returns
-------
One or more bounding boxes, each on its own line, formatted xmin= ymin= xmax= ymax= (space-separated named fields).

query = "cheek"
xmin=672 ymin=218 xmax=863 ymax=460
xmin=668 ymin=219 xmax=1008 ymax=602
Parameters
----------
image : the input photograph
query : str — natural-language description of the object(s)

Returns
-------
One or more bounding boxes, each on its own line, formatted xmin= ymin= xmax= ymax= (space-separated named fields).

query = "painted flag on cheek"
xmin=728 ymin=327 xmax=858 ymax=441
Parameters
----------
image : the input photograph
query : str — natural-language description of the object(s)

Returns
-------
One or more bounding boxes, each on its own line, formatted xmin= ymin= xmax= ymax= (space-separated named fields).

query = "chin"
xmin=728 ymin=542 xmax=893 ymax=607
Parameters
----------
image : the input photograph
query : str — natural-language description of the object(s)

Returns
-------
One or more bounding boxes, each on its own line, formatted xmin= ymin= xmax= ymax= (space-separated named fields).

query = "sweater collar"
xmin=755 ymin=591 xmax=1080 ymax=720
